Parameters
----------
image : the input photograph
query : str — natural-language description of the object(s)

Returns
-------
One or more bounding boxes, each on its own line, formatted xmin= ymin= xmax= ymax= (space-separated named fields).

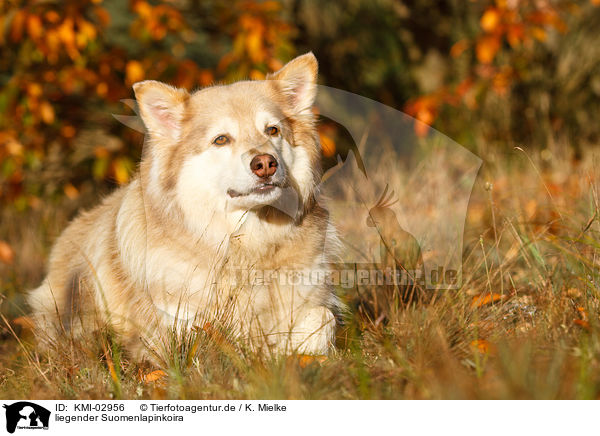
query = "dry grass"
xmin=1 ymin=143 xmax=600 ymax=400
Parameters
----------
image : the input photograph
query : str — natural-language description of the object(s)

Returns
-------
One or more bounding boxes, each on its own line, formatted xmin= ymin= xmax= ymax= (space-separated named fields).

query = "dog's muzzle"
xmin=227 ymin=182 xmax=281 ymax=198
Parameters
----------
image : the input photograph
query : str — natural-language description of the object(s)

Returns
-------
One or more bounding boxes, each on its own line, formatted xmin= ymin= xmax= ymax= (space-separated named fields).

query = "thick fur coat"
xmin=28 ymin=53 xmax=340 ymax=361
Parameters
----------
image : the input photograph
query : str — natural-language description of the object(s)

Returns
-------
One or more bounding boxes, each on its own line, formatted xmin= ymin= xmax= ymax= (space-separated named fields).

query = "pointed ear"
xmin=267 ymin=52 xmax=318 ymax=114
xmin=133 ymin=80 xmax=189 ymax=141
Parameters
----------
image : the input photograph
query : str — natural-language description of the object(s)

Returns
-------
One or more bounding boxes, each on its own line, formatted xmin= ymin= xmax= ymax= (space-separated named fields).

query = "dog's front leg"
xmin=287 ymin=304 xmax=336 ymax=355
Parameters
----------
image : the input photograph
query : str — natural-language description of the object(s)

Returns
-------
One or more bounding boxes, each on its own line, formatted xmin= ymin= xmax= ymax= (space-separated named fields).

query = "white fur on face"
xmin=174 ymin=103 xmax=317 ymax=239
xmin=175 ymin=146 xmax=246 ymax=244
xmin=206 ymin=116 xmax=239 ymax=143
xmin=286 ymin=144 xmax=314 ymax=202
xmin=255 ymin=109 xmax=316 ymax=204
xmin=254 ymin=110 xmax=281 ymax=135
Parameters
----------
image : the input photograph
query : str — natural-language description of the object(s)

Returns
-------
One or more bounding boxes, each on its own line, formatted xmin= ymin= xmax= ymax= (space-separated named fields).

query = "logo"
xmin=2 ymin=402 xmax=50 ymax=434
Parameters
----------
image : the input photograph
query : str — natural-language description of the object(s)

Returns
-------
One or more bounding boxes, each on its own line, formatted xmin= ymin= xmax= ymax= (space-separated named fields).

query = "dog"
xmin=27 ymin=53 xmax=340 ymax=362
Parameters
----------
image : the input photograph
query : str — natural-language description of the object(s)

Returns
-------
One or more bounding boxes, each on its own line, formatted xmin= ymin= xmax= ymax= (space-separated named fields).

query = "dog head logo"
xmin=2 ymin=402 xmax=50 ymax=434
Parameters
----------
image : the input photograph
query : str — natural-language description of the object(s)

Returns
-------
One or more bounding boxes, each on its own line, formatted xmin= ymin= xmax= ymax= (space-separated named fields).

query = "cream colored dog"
xmin=28 ymin=53 xmax=339 ymax=361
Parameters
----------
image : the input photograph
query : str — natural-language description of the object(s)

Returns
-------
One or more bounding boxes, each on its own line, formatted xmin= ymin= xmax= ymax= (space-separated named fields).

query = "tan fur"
xmin=28 ymin=53 xmax=340 ymax=362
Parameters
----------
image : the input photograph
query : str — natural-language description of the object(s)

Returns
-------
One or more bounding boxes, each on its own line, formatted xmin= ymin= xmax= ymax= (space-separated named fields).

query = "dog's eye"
xmin=213 ymin=135 xmax=230 ymax=146
xmin=265 ymin=126 xmax=279 ymax=136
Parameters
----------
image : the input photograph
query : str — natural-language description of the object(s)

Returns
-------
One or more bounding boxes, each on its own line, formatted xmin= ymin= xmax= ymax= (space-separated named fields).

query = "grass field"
xmin=1 ymin=143 xmax=600 ymax=400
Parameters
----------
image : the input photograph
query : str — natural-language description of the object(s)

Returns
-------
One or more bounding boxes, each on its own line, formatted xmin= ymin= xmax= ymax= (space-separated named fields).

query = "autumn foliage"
xmin=0 ymin=0 xmax=293 ymax=210
xmin=1 ymin=0 xmax=600 ymax=211
xmin=405 ymin=0 xmax=600 ymax=144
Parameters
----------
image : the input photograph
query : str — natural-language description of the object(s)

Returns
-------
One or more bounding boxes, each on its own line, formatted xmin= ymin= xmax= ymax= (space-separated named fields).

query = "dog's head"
xmin=134 ymin=53 xmax=320 ymax=237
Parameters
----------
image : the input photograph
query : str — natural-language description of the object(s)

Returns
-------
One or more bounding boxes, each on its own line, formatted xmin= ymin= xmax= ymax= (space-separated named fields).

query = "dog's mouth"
xmin=227 ymin=182 xmax=281 ymax=198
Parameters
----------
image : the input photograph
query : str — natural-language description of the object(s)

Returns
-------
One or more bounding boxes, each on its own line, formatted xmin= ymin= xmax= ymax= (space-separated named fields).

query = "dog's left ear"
xmin=133 ymin=80 xmax=189 ymax=142
xmin=267 ymin=52 xmax=318 ymax=114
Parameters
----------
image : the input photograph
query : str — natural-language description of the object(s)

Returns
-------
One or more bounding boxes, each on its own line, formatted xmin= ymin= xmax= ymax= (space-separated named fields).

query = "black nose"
xmin=250 ymin=154 xmax=278 ymax=179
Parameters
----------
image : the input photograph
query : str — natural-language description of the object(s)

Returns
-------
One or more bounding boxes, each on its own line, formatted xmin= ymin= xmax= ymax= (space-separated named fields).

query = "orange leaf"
xmin=524 ymin=199 xmax=537 ymax=219
xmin=198 ymin=322 xmax=230 ymax=346
xmin=134 ymin=1 xmax=153 ymax=19
xmin=60 ymin=125 xmax=76 ymax=138
xmin=39 ymin=101 xmax=55 ymax=124
xmin=44 ymin=30 xmax=60 ymax=57
xmin=5 ymin=138 xmax=23 ymax=157
xmin=143 ymin=370 xmax=167 ymax=383
xmin=249 ymin=69 xmax=265 ymax=80
xmin=530 ymin=26 xmax=547 ymax=42
xmin=576 ymin=306 xmax=588 ymax=321
xmin=574 ymin=319 xmax=590 ymax=330
xmin=27 ymin=82 xmax=43 ymax=98
xmin=198 ymin=69 xmax=213 ymax=87
xmin=471 ymin=293 xmax=505 ymax=308
xmin=416 ymin=107 xmax=434 ymax=125
xmin=105 ymin=354 xmax=119 ymax=385
xmin=470 ymin=339 xmax=490 ymax=354
xmin=76 ymin=18 xmax=97 ymax=47
xmin=26 ymin=14 xmax=43 ymax=40
xmin=45 ymin=11 xmax=61 ymax=24
xmin=450 ymin=39 xmax=469 ymax=58
xmin=13 ymin=316 xmax=35 ymax=330
xmin=112 ymin=158 xmax=132 ymax=185
xmin=57 ymin=18 xmax=75 ymax=46
xmin=96 ymin=82 xmax=108 ymax=97
xmin=414 ymin=120 xmax=431 ymax=137
xmin=476 ymin=35 xmax=501 ymax=64
xmin=246 ymin=29 xmax=264 ymax=63
xmin=0 ymin=241 xmax=14 ymax=265
xmin=64 ymin=183 xmax=79 ymax=200
xmin=507 ymin=24 xmax=524 ymax=47
xmin=10 ymin=10 xmax=27 ymax=43
xmin=319 ymin=132 xmax=336 ymax=158
xmin=125 ymin=60 xmax=144 ymax=85
xmin=298 ymin=354 xmax=327 ymax=368
xmin=480 ymin=8 xmax=501 ymax=33
xmin=94 ymin=7 xmax=111 ymax=27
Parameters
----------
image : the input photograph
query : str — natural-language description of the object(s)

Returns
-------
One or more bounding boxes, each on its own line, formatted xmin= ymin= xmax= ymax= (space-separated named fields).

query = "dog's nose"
xmin=250 ymin=154 xmax=278 ymax=179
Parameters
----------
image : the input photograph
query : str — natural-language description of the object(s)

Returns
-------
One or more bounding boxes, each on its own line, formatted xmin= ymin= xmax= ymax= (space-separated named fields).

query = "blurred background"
xmin=1 ymin=0 xmax=600 ymax=273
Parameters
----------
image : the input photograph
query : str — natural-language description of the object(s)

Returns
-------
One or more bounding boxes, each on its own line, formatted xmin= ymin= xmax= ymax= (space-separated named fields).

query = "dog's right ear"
xmin=133 ymin=80 xmax=189 ymax=141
